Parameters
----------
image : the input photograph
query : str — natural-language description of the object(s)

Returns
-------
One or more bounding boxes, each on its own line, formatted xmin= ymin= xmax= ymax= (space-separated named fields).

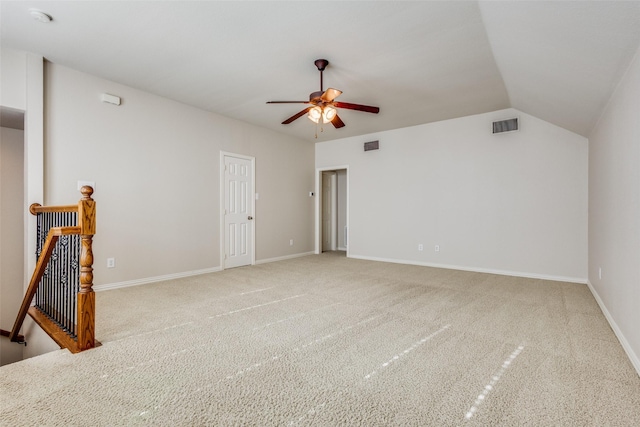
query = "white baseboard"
xmin=95 ymin=267 xmax=221 ymax=292
xmin=255 ymin=251 xmax=315 ymax=265
xmin=348 ymin=254 xmax=588 ymax=284
xmin=95 ymin=252 xmax=315 ymax=292
xmin=587 ymin=280 xmax=640 ymax=377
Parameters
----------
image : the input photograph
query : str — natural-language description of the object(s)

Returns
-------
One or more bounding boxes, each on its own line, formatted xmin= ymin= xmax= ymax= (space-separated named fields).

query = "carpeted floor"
xmin=1 ymin=252 xmax=639 ymax=426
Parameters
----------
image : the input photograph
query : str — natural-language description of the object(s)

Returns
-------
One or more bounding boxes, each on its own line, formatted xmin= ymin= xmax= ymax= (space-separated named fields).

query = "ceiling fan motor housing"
xmin=309 ymin=91 xmax=324 ymax=102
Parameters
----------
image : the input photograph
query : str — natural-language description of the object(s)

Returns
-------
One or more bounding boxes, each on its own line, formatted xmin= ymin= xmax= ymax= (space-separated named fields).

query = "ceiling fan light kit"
xmin=267 ymin=59 xmax=380 ymax=136
xmin=308 ymin=105 xmax=337 ymax=124
xmin=308 ymin=106 xmax=322 ymax=123
xmin=322 ymin=106 xmax=337 ymax=123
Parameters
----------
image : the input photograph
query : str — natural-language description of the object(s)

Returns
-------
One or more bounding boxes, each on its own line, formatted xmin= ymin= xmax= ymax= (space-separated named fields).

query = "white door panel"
xmin=224 ymin=155 xmax=253 ymax=268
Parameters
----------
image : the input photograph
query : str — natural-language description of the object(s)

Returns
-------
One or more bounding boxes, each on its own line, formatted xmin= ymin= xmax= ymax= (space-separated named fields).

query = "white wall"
xmin=316 ymin=108 xmax=588 ymax=282
xmin=44 ymin=63 xmax=314 ymax=287
xmin=0 ymin=47 xmax=27 ymax=110
xmin=588 ymin=46 xmax=640 ymax=375
xmin=0 ymin=48 xmax=48 ymax=360
xmin=0 ymin=127 xmax=25 ymax=365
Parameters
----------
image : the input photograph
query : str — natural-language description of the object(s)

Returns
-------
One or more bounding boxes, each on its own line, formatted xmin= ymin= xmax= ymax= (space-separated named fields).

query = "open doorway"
xmin=1 ymin=107 xmax=26 ymax=365
xmin=316 ymin=167 xmax=348 ymax=255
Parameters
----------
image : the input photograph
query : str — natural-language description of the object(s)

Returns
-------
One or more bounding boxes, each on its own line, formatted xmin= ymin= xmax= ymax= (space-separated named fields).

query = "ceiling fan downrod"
xmin=315 ymin=59 xmax=329 ymax=92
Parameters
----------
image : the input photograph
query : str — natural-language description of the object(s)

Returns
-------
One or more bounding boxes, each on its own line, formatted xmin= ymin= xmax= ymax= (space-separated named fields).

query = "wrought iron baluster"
xmin=55 ymin=212 xmax=60 ymax=326
xmin=33 ymin=211 xmax=80 ymax=337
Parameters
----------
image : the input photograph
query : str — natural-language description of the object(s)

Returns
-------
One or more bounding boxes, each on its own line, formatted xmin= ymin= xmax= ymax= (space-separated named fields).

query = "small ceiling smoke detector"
xmin=29 ymin=9 xmax=53 ymax=23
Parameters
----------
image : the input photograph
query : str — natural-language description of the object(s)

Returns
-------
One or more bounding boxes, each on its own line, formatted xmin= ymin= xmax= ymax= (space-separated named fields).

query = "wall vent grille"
xmin=492 ymin=118 xmax=518 ymax=134
xmin=364 ymin=140 xmax=379 ymax=151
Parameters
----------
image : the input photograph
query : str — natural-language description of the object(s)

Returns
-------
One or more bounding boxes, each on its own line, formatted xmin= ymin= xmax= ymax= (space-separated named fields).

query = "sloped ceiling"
xmin=1 ymin=1 xmax=639 ymax=142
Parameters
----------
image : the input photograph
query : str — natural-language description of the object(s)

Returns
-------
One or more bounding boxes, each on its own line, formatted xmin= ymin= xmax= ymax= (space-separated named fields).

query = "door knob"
xmin=248 ymin=216 xmax=253 ymax=220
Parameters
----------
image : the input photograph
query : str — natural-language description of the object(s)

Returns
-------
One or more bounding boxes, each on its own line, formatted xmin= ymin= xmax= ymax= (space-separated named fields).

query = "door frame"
xmin=315 ymin=165 xmax=349 ymax=256
xmin=220 ymin=151 xmax=256 ymax=270
xmin=321 ymin=171 xmax=338 ymax=252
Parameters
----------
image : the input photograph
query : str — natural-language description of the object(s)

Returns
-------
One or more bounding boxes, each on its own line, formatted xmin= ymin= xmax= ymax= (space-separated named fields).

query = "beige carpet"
xmin=1 ymin=252 xmax=639 ymax=426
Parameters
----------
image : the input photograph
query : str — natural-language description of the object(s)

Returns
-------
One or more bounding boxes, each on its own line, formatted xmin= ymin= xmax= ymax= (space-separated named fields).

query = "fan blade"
xmin=282 ymin=107 xmax=312 ymax=124
xmin=334 ymin=102 xmax=380 ymax=114
xmin=331 ymin=114 xmax=345 ymax=128
xmin=267 ymin=101 xmax=310 ymax=104
xmin=321 ymin=88 xmax=342 ymax=102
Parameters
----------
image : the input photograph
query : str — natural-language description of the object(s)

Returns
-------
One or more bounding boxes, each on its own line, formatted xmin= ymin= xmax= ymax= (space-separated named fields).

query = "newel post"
xmin=76 ymin=186 xmax=96 ymax=351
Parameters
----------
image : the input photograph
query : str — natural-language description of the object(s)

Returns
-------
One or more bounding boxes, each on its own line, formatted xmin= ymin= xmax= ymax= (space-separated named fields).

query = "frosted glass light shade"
xmin=308 ymin=106 xmax=322 ymax=123
xmin=322 ymin=106 xmax=337 ymax=123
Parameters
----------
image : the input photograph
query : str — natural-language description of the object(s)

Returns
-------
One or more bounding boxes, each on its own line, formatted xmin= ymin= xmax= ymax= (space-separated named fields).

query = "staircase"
xmin=0 ymin=186 xmax=98 ymax=353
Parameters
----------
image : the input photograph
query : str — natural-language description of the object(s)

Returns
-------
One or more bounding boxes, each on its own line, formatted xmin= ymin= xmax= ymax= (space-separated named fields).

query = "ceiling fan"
xmin=266 ymin=59 xmax=380 ymax=130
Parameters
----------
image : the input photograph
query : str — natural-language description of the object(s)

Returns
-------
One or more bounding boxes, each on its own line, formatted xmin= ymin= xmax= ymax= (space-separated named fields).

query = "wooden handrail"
xmin=30 ymin=203 xmax=78 ymax=215
xmin=0 ymin=329 xmax=24 ymax=342
xmin=8 ymin=227 xmax=78 ymax=342
xmin=6 ymin=186 xmax=97 ymax=353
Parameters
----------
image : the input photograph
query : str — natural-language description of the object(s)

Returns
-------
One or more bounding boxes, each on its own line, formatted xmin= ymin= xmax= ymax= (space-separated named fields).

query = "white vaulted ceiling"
xmin=1 ymin=1 xmax=639 ymax=142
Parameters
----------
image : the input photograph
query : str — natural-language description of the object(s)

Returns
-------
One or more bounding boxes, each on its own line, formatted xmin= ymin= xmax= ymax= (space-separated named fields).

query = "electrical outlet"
xmin=599 ymin=267 xmax=602 ymax=280
xmin=107 ymin=258 xmax=115 ymax=268
xmin=290 ymin=239 xmax=294 ymax=246
xmin=418 ymin=244 xmax=423 ymax=251
xmin=435 ymin=245 xmax=440 ymax=252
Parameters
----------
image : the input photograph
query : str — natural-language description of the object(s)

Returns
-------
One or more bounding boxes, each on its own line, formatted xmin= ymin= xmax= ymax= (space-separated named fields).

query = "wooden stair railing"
xmin=0 ymin=186 xmax=98 ymax=353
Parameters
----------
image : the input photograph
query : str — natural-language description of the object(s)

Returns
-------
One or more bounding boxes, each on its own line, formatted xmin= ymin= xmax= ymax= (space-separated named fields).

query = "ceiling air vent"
xmin=492 ymin=118 xmax=518 ymax=134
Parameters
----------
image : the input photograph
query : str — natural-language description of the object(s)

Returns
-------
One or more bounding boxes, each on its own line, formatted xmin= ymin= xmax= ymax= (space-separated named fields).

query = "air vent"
xmin=364 ymin=140 xmax=379 ymax=151
xmin=492 ymin=118 xmax=518 ymax=134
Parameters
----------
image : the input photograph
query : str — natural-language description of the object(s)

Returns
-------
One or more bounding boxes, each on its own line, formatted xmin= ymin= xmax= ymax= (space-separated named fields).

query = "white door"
xmin=224 ymin=155 xmax=254 ymax=268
